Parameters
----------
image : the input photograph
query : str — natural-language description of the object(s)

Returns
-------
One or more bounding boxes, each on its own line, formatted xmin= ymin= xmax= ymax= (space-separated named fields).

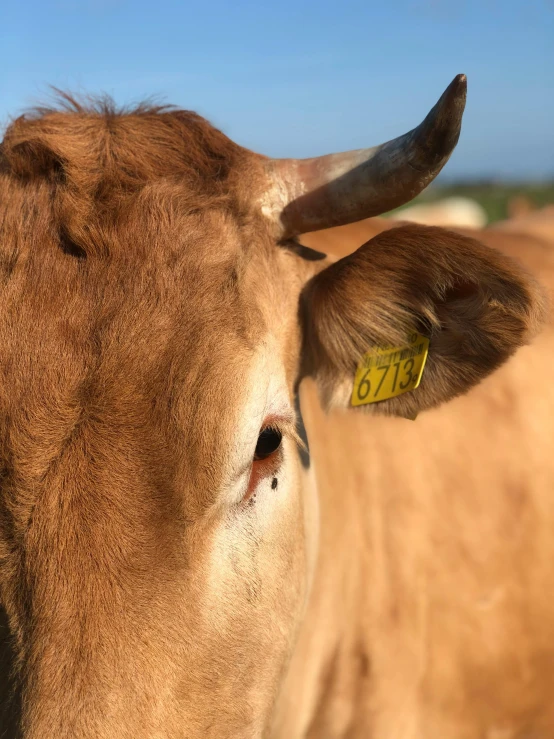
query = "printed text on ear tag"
xmin=351 ymin=332 xmax=430 ymax=407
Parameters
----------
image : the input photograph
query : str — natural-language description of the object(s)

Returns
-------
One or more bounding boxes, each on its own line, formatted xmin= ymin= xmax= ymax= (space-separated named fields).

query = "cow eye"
xmin=254 ymin=427 xmax=282 ymax=461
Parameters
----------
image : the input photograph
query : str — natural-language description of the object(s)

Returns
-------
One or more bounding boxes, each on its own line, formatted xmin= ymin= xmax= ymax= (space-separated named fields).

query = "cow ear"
xmin=300 ymin=224 xmax=547 ymax=417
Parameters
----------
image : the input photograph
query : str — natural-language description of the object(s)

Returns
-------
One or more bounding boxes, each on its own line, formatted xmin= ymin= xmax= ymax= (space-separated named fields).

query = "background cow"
xmin=276 ymin=209 xmax=554 ymax=737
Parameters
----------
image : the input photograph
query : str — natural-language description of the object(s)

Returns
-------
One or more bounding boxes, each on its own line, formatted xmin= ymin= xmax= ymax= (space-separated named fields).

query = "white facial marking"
xmin=223 ymin=335 xmax=293 ymax=506
xmin=202 ymin=335 xmax=301 ymax=626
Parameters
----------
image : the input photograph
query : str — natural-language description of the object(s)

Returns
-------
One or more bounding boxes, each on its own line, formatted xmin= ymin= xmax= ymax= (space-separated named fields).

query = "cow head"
xmin=0 ymin=76 xmax=545 ymax=737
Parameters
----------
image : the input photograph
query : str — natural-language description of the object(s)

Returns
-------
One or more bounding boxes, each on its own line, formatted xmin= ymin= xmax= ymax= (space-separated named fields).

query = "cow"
xmin=0 ymin=75 xmax=548 ymax=738
xmin=492 ymin=204 xmax=554 ymax=244
xmin=507 ymin=194 xmax=537 ymax=220
xmin=284 ymin=210 xmax=554 ymax=738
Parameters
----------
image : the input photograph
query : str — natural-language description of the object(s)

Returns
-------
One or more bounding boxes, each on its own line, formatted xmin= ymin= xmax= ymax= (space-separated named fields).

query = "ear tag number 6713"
xmin=351 ymin=333 xmax=430 ymax=407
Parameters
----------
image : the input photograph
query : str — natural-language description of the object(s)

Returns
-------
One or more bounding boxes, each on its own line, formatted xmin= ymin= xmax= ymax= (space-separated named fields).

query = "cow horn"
xmin=261 ymin=74 xmax=467 ymax=238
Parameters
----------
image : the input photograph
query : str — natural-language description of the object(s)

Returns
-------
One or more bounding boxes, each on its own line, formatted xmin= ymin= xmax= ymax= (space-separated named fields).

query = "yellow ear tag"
xmin=351 ymin=332 xmax=430 ymax=407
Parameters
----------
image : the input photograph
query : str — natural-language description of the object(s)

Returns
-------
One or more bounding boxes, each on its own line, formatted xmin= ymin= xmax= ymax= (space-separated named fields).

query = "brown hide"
xmin=272 ymin=214 xmax=554 ymax=738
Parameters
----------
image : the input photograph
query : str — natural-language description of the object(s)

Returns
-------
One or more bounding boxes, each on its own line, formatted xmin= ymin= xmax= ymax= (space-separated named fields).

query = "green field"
xmin=387 ymin=181 xmax=554 ymax=223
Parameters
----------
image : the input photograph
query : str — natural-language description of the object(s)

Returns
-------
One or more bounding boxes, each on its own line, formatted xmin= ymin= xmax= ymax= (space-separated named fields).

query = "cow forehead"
xmin=0 ymin=101 xmax=309 ymax=527
xmin=0 ymin=198 xmax=300 ymax=525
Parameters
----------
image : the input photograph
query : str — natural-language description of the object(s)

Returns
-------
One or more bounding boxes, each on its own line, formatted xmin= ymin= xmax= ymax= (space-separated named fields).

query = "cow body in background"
xmin=274 ymin=212 xmax=554 ymax=737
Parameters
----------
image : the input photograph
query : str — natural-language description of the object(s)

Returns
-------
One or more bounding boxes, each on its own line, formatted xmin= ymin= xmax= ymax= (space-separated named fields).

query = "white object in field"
xmin=390 ymin=196 xmax=488 ymax=228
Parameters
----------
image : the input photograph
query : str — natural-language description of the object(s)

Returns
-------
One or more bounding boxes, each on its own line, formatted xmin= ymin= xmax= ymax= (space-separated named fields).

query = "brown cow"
xmin=0 ymin=77 xmax=548 ymax=738
xmin=282 ymin=211 xmax=554 ymax=737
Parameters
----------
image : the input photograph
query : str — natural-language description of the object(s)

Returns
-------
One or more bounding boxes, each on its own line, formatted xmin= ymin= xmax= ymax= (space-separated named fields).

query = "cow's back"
xmin=273 ymin=223 xmax=554 ymax=738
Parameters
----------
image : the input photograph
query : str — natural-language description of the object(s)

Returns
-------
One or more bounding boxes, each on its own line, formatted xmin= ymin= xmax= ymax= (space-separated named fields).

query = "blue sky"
xmin=1 ymin=0 xmax=553 ymax=180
